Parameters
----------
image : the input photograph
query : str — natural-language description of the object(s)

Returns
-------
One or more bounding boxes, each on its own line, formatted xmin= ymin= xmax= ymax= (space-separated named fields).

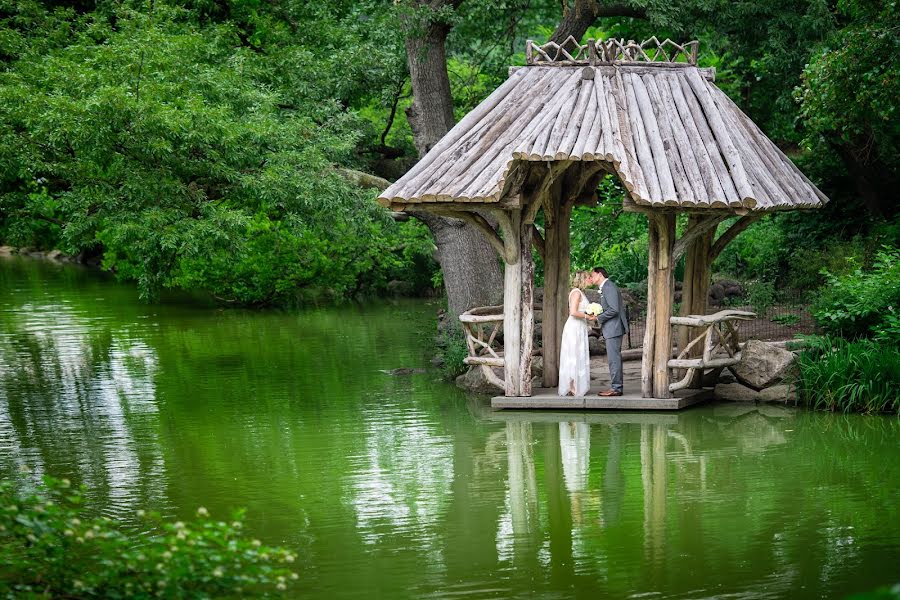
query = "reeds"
xmin=794 ymin=335 xmax=900 ymax=414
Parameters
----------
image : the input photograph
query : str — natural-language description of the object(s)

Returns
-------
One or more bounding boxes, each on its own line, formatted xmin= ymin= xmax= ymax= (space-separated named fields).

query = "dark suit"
xmin=598 ymin=279 xmax=629 ymax=392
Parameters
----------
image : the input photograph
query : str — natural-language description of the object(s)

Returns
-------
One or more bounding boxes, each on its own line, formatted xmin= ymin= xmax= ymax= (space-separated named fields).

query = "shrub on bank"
xmin=0 ymin=477 xmax=298 ymax=598
xmin=794 ymin=335 xmax=900 ymax=414
xmin=812 ymin=247 xmax=900 ymax=341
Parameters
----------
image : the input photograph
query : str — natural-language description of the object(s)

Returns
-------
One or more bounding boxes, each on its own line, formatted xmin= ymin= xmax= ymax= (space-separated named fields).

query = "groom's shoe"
xmin=598 ymin=389 xmax=623 ymax=397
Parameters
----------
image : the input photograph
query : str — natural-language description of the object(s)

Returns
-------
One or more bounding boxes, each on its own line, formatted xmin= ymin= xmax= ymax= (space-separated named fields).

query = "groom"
xmin=590 ymin=267 xmax=629 ymax=397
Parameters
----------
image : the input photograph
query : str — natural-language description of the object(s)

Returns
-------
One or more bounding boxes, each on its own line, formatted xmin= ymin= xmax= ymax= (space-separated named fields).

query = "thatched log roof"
xmin=378 ymin=63 xmax=828 ymax=211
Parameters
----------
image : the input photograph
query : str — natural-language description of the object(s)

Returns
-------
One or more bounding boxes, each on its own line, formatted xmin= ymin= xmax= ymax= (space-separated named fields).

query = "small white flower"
xmin=276 ymin=583 xmax=287 ymax=591
xmin=84 ymin=530 xmax=95 ymax=540
xmin=136 ymin=510 xmax=146 ymax=518
xmin=196 ymin=507 xmax=209 ymax=518
xmin=212 ymin=567 xmax=224 ymax=578
xmin=291 ymin=573 xmax=299 ymax=580
xmin=64 ymin=529 xmax=74 ymax=537
xmin=251 ymin=539 xmax=261 ymax=548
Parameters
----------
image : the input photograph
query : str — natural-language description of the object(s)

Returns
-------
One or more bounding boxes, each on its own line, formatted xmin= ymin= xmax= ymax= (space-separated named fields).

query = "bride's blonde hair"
xmin=570 ymin=270 xmax=591 ymax=289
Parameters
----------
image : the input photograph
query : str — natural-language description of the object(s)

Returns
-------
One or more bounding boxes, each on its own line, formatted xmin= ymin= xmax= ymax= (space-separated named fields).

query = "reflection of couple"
xmin=558 ymin=267 xmax=629 ymax=397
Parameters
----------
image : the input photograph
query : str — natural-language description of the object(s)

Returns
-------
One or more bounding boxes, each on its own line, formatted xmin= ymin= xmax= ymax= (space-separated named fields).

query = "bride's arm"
xmin=569 ymin=290 xmax=594 ymax=320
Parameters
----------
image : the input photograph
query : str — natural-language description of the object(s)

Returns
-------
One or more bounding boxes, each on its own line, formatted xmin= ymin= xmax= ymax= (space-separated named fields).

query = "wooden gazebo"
xmin=378 ymin=37 xmax=828 ymax=402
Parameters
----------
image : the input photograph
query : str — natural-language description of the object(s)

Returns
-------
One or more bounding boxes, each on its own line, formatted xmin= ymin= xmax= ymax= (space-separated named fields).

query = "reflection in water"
xmin=1 ymin=258 xmax=899 ymax=600
xmin=0 ymin=300 xmax=166 ymax=516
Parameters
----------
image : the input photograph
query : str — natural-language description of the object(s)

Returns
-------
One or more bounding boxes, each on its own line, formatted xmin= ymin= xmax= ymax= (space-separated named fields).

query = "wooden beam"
xmin=710 ymin=214 xmax=764 ymax=260
xmin=492 ymin=209 xmax=520 ymax=265
xmin=519 ymin=218 xmax=535 ymax=397
xmin=672 ymin=214 xmax=725 ymax=262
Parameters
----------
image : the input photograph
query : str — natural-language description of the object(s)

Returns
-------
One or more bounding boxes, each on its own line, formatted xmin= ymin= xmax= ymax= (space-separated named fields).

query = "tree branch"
xmin=710 ymin=214 xmax=764 ymax=260
xmin=335 ymin=168 xmax=391 ymax=191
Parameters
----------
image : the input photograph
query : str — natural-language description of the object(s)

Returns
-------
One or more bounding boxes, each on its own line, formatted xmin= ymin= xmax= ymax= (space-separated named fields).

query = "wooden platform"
xmin=491 ymin=386 xmax=713 ymax=410
xmin=490 ymin=356 xmax=715 ymax=411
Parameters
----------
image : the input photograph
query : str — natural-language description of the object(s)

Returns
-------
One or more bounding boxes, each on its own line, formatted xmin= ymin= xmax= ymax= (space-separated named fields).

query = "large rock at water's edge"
xmin=758 ymin=384 xmax=799 ymax=405
xmin=589 ymin=336 xmax=606 ymax=356
xmin=0 ymin=246 xmax=13 ymax=256
xmin=732 ymin=340 xmax=797 ymax=390
xmin=714 ymin=382 xmax=761 ymax=403
xmin=455 ymin=367 xmax=502 ymax=394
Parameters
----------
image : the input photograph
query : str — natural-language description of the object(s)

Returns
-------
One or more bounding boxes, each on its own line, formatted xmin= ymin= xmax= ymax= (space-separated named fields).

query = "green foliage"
xmin=0 ymin=1 xmax=435 ymax=305
xmin=0 ymin=476 xmax=298 ymax=598
xmin=771 ymin=313 xmax=801 ymax=326
xmin=797 ymin=0 xmax=899 ymax=178
xmin=713 ymin=215 xmax=784 ymax=281
xmin=747 ymin=280 xmax=777 ymax=316
xmin=812 ymin=247 xmax=900 ymax=340
xmin=794 ymin=335 xmax=900 ymax=414
xmin=438 ymin=327 xmax=469 ymax=380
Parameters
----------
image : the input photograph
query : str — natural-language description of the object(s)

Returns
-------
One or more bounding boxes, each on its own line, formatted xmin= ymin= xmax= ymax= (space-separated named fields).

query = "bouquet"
xmin=585 ymin=302 xmax=603 ymax=318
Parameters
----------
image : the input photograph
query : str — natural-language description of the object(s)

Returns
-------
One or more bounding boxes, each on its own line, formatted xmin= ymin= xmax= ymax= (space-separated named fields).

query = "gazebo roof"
xmin=378 ymin=38 xmax=828 ymax=212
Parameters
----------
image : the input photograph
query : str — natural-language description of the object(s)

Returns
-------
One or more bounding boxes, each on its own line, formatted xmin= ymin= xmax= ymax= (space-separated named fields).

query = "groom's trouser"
xmin=606 ymin=335 xmax=624 ymax=392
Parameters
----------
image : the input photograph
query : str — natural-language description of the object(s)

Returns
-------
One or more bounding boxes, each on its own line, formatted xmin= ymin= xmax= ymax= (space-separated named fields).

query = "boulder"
xmin=455 ymin=366 xmax=502 ymax=395
xmin=0 ymin=246 xmax=13 ymax=256
xmin=584 ymin=288 xmax=601 ymax=303
xmin=708 ymin=282 xmax=726 ymax=306
xmin=714 ymin=382 xmax=761 ymax=403
xmin=589 ymin=336 xmax=606 ymax=356
xmin=46 ymin=249 xmax=64 ymax=260
xmin=733 ymin=340 xmax=797 ymax=390
xmin=758 ymin=384 xmax=799 ymax=404
xmin=386 ymin=279 xmax=413 ymax=295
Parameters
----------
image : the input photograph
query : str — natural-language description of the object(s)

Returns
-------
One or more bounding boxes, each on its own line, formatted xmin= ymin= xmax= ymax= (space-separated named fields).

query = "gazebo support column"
xmin=641 ymin=213 xmax=676 ymax=398
xmin=676 ymin=215 xmax=719 ymax=387
xmin=541 ymin=198 xmax=573 ymax=389
xmin=497 ymin=208 xmax=535 ymax=397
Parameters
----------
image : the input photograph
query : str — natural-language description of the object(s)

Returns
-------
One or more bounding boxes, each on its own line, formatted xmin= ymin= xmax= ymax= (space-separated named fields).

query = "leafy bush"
xmin=794 ymin=335 xmax=900 ymax=414
xmin=812 ymin=247 xmax=900 ymax=340
xmin=438 ymin=327 xmax=470 ymax=380
xmin=0 ymin=476 xmax=298 ymax=598
xmin=747 ymin=280 xmax=777 ymax=316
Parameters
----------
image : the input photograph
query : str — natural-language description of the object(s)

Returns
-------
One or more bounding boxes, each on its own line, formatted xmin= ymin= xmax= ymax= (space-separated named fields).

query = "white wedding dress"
xmin=558 ymin=289 xmax=591 ymax=396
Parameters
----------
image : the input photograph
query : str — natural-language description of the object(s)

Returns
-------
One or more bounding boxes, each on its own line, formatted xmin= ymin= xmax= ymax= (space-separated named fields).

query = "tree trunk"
xmin=829 ymin=134 xmax=899 ymax=219
xmin=403 ymin=1 xmax=503 ymax=322
xmin=550 ymin=1 xmax=647 ymax=44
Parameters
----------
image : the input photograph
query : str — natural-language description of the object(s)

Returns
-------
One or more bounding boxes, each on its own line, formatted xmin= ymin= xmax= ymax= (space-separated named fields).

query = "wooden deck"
xmin=490 ymin=355 xmax=714 ymax=411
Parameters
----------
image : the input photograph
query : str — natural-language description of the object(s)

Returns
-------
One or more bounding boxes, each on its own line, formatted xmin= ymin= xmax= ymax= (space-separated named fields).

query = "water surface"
xmin=1 ymin=257 xmax=897 ymax=599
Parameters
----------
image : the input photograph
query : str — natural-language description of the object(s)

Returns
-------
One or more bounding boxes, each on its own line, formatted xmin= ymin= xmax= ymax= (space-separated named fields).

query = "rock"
xmin=708 ymin=282 xmax=726 ymax=306
xmin=674 ymin=290 xmax=682 ymax=303
xmin=46 ymin=249 xmax=64 ymax=260
xmin=0 ymin=246 xmax=13 ymax=256
xmin=455 ymin=366 xmax=502 ymax=394
xmin=380 ymin=368 xmax=427 ymax=376
xmin=733 ymin=340 xmax=797 ymax=390
xmin=701 ymin=367 xmax=726 ymax=387
xmin=531 ymin=355 xmax=544 ymax=379
xmin=533 ymin=322 xmax=542 ymax=342
xmin=584 ymin=288 xmax=601 ymax=303
xmin=714 ymin=382 xmax=761 ymax=402
xmin=758 ymin=384 xmax=798 ymax=404
xmin=589 ymin=336 xmax=606 ymax=356
xmin=535 ymin=287 xmax=545 ymax=303
xmin=430 ymin=354 xmax=445 ymax=368
xmin=675 ymin=280 xmax=683 ymax=290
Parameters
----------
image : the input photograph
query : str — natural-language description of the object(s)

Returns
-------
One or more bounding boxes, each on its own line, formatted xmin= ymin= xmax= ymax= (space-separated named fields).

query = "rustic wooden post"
xmin=641 ymin=212 xmax=676 ymax=398
xmin=496 ymin=206 xmax=536 ymax=397
xmin=676 ymin=215 xmax=717 ymax=387
xmin=541 ymin=195 xmax=573 ymax=389
xmin=501 ymin=209 xmax=523 ymax=396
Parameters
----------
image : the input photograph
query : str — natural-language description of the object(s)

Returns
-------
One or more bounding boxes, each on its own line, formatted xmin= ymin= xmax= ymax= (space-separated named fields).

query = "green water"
xmin=1 ymin=257 xmax=898 ymax=599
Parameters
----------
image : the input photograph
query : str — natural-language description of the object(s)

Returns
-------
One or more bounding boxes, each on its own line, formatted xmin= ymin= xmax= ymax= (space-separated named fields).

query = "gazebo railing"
xmin=667 ymin=309 xmax=756 ymax=392
xmin=526 ymin=36 xmax=699 ymax=66
xmin=459 ymin=305 xmax=543 ymax=390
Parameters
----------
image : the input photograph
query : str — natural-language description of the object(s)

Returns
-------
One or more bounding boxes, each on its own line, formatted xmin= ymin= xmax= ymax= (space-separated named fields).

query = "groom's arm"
xmin=599 ymin=284 xmax=620 ymax=324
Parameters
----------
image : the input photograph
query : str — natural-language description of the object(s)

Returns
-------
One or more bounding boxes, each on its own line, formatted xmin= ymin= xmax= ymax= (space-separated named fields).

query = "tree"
xmin=399 ymin=0 xmax=503 ymax=321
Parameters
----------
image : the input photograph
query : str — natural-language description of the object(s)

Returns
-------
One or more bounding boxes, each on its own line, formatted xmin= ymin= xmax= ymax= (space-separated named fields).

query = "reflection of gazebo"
xmin=378 ymin=37 xmax=827 ymax=402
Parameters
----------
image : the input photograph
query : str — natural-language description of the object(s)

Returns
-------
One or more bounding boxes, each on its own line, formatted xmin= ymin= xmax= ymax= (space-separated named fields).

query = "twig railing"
xmin=667 ymin=309 xmax=756 ymax=392
xmin=459 ymin=304 xmax=542 ymax=390
xmin=526 ymin=36 xmax=699 ymax=66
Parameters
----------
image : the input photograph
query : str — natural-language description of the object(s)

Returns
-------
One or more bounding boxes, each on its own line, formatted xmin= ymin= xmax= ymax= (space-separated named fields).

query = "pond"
xmin=0 ymin=256 xmax=897 ymax=599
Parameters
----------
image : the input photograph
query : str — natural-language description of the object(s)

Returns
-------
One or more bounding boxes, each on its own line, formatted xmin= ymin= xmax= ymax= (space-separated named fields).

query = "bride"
xmin=558 ymin=270 xmax=597 ymax=396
